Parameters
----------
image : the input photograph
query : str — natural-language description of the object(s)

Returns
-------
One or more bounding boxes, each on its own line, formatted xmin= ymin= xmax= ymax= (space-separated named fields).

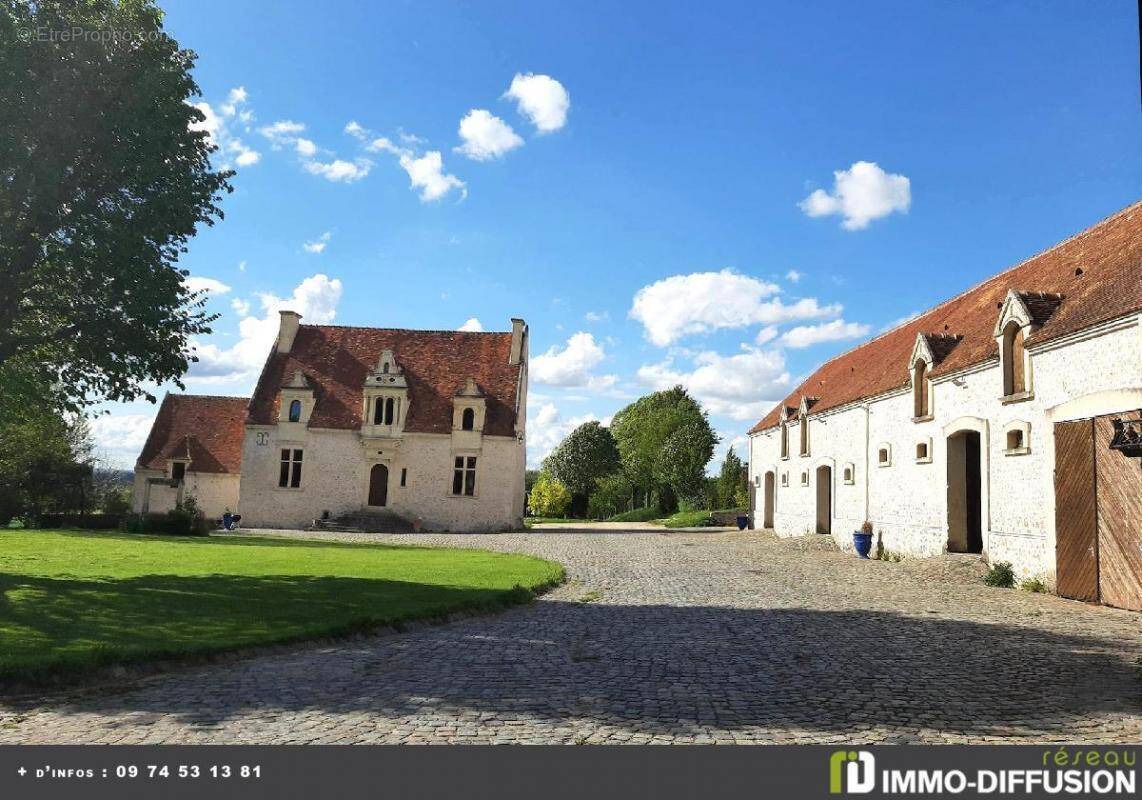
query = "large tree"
xmin=0 ymin=0 xmax=232 ymax=410
xmin=610 ymin=386 xmax=718 ymax=508
xmin=716 ymin=445 xmax=748 ymax=509
xmin=544 ymin=420 xmax=621 ymax=501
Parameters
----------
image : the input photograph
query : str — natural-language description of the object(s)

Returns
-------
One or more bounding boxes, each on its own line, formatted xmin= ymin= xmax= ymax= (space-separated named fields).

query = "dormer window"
xmin=799 ymin=418 xmax=810 ymax=457
xmin=780 ymin=421 xmax=789 ymax=459
xmin=171 ymin=461 xmax=186 ymax=482
xmin=288 ymin=399 xmax=301 ymax=422
xmin=994 ymin=289 xmax=1060 ymax=403
xmin=913 ymin=361 xmax=930 ymax=419
xmin=462 ymin=408 xmax=475 ymax=431
xmin=1001 ymin=321 xmax=1026 ymax=396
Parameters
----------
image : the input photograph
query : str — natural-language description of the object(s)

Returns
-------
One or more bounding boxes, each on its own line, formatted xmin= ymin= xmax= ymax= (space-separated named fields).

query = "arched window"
xmin=384 ymin=397 xmax=395 ymax=425
xmin=382 ymin=362 xmax=390 ymax=374
xmin=1002 ymin=322 xmax=1026 ymax=396
xmin=373 ymin=397 xmax=384 ymax=425
xmin=288 ymin=399 xmax=301 ymax=422
xmin=462 ymin=407 xmax=475 ymax=431
xmin=913 ymin=361 xmax=930 ymax=418
xmin=780 ymin=422 xmax=789 ymax=459
xmin=799 ymin=418 xmax=810 ymax=456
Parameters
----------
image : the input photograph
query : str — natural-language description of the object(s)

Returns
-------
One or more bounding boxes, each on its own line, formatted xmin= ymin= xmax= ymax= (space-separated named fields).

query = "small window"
xmin=452 ymin=456 xmax=477 ymax=496
xmin=800 ymin=471 xmax=809 ymax=486
xmin=288 ymin=399 xmax=301 ymax=423
xmin=877 ymin=444 xmax=892 ymax=467
xmin=171 ymin=462 xmax=186 ymax=482
xmin=1004 ymin=421 xmax=1031 ymax=455
xmin=1006 ymin=429 xmax=1023 ymax=450
xmin=781 ymin=472 xmax=789 ymax=487
xmin=842 ymin=465 xmax=854 ymax=485
xmin=400 ymin=468 xmax=408 ymax=487
xmin=279 ymin=448 xmax=303 ymax=488
xmin=915 ymin=441 xmax=931 ymax=463
xmin=382 ymin=362 xmax=390 ymax=374
xmin=461 ymin=407 xmax=475 ymax=431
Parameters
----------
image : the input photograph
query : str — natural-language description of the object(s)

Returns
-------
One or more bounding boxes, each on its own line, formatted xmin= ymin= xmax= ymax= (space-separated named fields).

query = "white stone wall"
xmin=749 ymin=314 xmax=1142 ymax=582
xmin=132 ymin=468 xmax=240 ymax=521
xmin=238 ymin=426 xmax=525 ymax=532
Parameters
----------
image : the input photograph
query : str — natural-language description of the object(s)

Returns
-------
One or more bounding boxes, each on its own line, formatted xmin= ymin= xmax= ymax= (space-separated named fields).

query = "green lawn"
xmin=0 ymin=530 xmax=563 ymax=682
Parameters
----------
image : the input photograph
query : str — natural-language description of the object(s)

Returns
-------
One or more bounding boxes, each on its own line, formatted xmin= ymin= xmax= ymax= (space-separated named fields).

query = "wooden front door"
xmin=1093 ymin=412 xmax=1142 ymax=611
xmin=1054 ymin=420 xmax=1099 ymax=602
xmin=368 ymin=463 xmax=389 ymax=507
xmin=1054 ymin=412 xmax=1142 ymax=611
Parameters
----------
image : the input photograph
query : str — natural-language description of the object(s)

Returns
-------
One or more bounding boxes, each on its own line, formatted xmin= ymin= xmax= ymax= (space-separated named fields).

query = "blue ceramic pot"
xmin=853 ymin=531 xmax=873 ymax=559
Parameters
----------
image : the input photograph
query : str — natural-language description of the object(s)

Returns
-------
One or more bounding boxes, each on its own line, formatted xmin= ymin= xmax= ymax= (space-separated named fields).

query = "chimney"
xmin=277 ymin=310 xmax=302 ymax=353
xmin=509 ymin=318 xmax=527 ymax=365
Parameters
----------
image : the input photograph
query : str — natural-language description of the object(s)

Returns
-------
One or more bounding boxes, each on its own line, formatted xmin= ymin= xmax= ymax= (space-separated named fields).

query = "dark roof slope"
xmin=247 ymin=326 xmax=522 ymax=436
xmin=752 ymin=202 xmax=1142 ymax=433
xmin=136 ymin=395 xmax=249 ymax=474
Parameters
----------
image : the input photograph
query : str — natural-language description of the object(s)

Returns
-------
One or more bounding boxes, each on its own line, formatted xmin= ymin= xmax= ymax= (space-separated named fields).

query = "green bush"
xmin=1020 ymin=576 xmax=1049 ymax=593
xmin=588 ymin=472 xmax=635 ymax=520
xmin=660 ymin=510 xmax=715 ymax=528
xmin=120 ymin=495 xmax=209 ymax=536
xmin=101 ymin=487 xmax=131 ymax=516
xmin=984 ymin=561 xmax=1016 ymax=588
xmin=528 ymin=474 xmax=571 ymax=518
xmin=608 ymin=506 xmax=661 ymax=523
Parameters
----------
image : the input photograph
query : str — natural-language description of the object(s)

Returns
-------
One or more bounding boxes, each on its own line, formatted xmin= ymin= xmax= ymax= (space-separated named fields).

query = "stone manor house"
xmin=134 ymin=316 xmax=530 ymax=532
xmin=748 ymin=202 xmax=1141 ymax=612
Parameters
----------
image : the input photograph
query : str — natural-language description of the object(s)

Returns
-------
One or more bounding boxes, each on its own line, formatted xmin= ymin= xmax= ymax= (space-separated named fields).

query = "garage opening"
xmin=946 ymin=431 xmax=983 ymax=553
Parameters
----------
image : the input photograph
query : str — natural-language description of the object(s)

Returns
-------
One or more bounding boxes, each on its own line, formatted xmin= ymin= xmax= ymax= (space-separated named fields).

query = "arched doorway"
xmin=368 ymin=463 xmax=389 ymax=507
xmin=815 ymin=465 xmax=832 ymax=534
xmin=763 ymin=471 xmax=775 ymax=529
xmin=946 ymin=431 xmax=983 ymax=553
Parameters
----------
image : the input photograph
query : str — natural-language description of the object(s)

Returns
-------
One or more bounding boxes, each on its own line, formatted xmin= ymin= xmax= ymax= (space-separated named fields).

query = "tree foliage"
xmin=527 ymin=474 xmax=571 ymax=518
xmin=543 ymin=420 xmax=621 ymax=497
xmin=0 ymin=0 xmax=233 ymax=411
xmin=716 ymin=446 xmax=749 ymax=509
xmin=587 ymin=472 xmax=635 ymax=520
xmin=610 ymin=386 xmax=718 ymax=506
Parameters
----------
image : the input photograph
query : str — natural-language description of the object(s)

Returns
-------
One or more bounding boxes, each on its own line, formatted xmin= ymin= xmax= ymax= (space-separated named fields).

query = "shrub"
xmin=1020 ymin=576 xmax=1049 ymax=593
xmin=588 ymin=473 xmax=635 ymax=520
xmin=984 ymin=561 xmax=1016 ymax=588
xmin=120 ymin=495 xmax=209 ymax=536
xmin=101 ymin=487 xmax=131 ymax=516
xmin=661 ymin=510 xmax=715 ymax=528
xmin=528 ymin=474 xmax=571 ymax=519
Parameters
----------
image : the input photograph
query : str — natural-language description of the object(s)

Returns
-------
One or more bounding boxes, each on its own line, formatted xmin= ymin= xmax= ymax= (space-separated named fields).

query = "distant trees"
xmin=528 ymin=474 xmax=571 ymax=519
xmin=716 ymin=446 xmax=749 ymax=509
xmin=1 ymin=0 xmax=232 ymax=412
xmin=543 ymin=421 xmax=621 ymax=515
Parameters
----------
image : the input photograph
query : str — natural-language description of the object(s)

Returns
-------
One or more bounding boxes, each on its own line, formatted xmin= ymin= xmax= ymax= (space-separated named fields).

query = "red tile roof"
xmin=247 ymin=326 xmax=523 ymax=436
xmin=136 ymin=395 xmax=249 ymax=474
xmin=751 ymin=202 xmax=1142 ymax=433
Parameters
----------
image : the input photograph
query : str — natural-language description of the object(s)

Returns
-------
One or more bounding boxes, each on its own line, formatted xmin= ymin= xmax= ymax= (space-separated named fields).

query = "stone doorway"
xmin=368 ymin=463 xmax=390 ymax=507
xmin=763 ymin=471 xmax=775 ymax=529
xmin=815 ymin=465 xmax=832 ymax=535
xmin=946 ymin=431 xmax=983 ymax=553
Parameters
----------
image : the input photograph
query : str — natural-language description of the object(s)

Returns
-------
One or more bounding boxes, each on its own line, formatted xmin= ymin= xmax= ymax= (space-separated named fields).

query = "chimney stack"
xmin=509 ymin=318 xmax=527 ymax=365
xmin=277 ymin=310 xmax=302 ymax=353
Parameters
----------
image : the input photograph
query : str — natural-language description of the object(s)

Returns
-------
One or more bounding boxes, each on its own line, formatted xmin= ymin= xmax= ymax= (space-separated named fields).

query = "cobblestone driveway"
xmin=2 ymin=529 xmax=1139 ymax=744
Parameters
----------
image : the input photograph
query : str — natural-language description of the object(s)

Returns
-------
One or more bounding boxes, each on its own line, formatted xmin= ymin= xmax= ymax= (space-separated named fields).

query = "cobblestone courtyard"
xmin=2 ymin=528 xmax=1139 ymax=744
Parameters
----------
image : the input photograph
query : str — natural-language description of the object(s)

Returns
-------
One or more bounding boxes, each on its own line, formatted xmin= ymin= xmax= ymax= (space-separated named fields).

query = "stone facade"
xmin=750 ymin=311 xmax=1141 ymax=584
xmin=132 ymin=467 xmax=241 ymax=520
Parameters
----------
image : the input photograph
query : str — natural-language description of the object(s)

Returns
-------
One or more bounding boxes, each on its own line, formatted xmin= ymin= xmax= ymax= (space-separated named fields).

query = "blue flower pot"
xmin=853 ymin=531 xmax=873 ymax=559
xmin=736 ymin=515 xmax=748 ymax=531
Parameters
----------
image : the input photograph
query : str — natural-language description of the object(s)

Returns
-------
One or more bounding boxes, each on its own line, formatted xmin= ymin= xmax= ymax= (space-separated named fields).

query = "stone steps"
xmin=309 ymin=509 xmax=415 ymax=533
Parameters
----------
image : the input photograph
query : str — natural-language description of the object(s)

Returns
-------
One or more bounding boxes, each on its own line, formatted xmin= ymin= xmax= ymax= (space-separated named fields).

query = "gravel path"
xmin=2 ymin=528 xmax=1139 ymax=744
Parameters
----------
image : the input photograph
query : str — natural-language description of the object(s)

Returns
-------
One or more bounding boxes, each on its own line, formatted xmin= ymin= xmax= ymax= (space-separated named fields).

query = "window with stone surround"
xmin=171 ymin=461 xmax=186 ymax=482
xmin=1003 ymin=420 xmax=1032 ymax=456
xmin=1001 ymin=321 xmax=1028 ymax=398
xmin=842 ymin=463 xmax=854 ymax=485
xmin=781 ymin=472 xmax=788 ymax=487
xmin=452 ymin=456 xmax=477 ymax=496
xmin=279 ymin=448 xmax=303 ymax=488
xmin=780 ymin=421 xmax=789 ymax=459
xmin=915 ymin=438 xmax=932 ymax=464
xmin=913 ymin=360 xmax=930 ymax=419
xmin=462 ymin=407 xmax=475 ymax=431
xmin=877 ymin=444 xmax=892 ymax=467
xmin=288 ymin=399 xmax=301 ymax=423
xmin=800 ymin=470 xmax=809 ymax=486
xmin=799 ymin=418 xmax=810 ymax=457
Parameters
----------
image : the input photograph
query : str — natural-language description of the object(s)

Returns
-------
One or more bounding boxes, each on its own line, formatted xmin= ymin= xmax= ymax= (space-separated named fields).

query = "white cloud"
xmin=259 ymin=120 xmax=306 ymax=147
xmin=637 ymin=346 xmax=792 ymax=422
xmin=800 ymin=161 xmax=911 ymax=230
xmin=755 ymin=325 xmax=778 ymax=346
xmin=303 ymin=231 xmax=332 ymax=254
xmin=629 ymin=269 xmax=841 ymax=346
xmin=344 ymin=120 xmax=367 ymax=140
xmin=184 ymin=276 xmax=232 ymax=296
xmin=778 ymin=319 xmax=871 ymax=349
xmin=458 ymin=317 xmax=485 ymax=332
xmin=584 ymin=310 xmax=609 ymax=323
xmin=785 ymin=269 xmax=802 ymax=283
xmin=531 ymin=332 xmax=617 ymax=390
xmin=190 ymin=87 xmax=260 ymax=170
xmin=397 ymin=150 xmax=466 ymax=202
xmin=231 ymin=297 xmax=251 ymax=316
xmin=238 ymin=260 xmax=247 ymax=272
xmin=455 ymin=109 xmax=524 ymax=161
xmin=504 ymin=73 xmax=570 ymax=133
xmin=190 ymin=274 xmax=342 ymax=382
xmin=295 ymin=138 xmax=317 ymax=157
xmin=303 ymin=157 xmax=372 ymax=183
xmin=526 ymin=401 xmax=600 ymax=467
xmin=89 ymin=413 xmax=157 ymax=469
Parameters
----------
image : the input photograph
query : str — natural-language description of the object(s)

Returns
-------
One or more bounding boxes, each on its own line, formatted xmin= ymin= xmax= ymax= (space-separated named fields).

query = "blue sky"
xmin=93 ymin=0 xmax=1141 ymax=469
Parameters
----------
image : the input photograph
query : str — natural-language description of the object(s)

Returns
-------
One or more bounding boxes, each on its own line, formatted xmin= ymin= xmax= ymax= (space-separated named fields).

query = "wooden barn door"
xmin=1093 ymin=412 xmax=1142 ymax=611
xmin=1054 ymin=420 xmax=1099 ymax=602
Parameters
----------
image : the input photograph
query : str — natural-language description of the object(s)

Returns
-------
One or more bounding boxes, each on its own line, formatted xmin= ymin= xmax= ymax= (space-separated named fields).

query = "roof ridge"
xmin=780 ymin=201 xmax=1140 ymax=383
xmin=303 ymin=323 xmax=511 ymax=335
xmin=166 ymin=393 xmax=250 ymax=401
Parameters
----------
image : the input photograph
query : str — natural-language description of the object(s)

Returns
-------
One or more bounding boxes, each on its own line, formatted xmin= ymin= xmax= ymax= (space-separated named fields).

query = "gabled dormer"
xmin=452 ymin=377 xmax=487 ymax=450
xmin=361 ymin=349 xmax=410 ymax=438
xmin=279 ymin=370 xmax=315 ymax=439
xmin=778 ymin=405 xmax=793 ymax=460
xmin=994 ymin=290 xmax=1062 ymax=403
xmin=908 ymin=332 xmax=960 ymax=422
xmin=797 ymin=396 xmax=818 ymax=457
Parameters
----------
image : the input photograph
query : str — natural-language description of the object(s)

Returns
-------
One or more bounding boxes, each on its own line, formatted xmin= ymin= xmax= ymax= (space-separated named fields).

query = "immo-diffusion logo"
xmin=830 ymin=750 xmax=876 ymax=794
